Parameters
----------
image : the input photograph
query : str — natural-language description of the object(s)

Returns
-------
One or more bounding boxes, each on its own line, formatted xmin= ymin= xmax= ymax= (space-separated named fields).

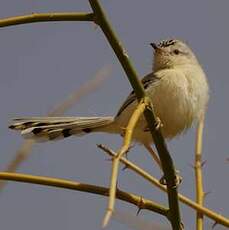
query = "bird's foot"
xmin=159 ymin=170 xmax=182 ymax=187
xmin=155 ymin=117 xmax=163 ymax=130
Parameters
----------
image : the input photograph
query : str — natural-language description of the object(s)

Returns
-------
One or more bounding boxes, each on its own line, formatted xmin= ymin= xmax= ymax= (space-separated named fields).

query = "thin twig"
xmin=103 ymin=100 xmax=146 ymax=227
xmin=195 ymin=115 xmax=205 ymax=230
xmin=50 ymin=65 xmax=112 ymax=115
xmin=0 ymin=172 xmax=168 ymax=217
xmin=0 ymin=12 xmax=94 ymax=27
xmin=0 ymin=140 xmax=35 ymax=190
xmin=97 ymin=144 xmax=229 ymax=228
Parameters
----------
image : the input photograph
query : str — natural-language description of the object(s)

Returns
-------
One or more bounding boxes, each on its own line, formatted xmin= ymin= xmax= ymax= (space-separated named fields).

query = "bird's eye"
xmin=173 ymin=49 xmax=180 ymax=55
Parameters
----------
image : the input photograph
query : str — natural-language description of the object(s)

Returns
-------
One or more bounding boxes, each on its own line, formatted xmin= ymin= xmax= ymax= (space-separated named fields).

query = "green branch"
xmin=194 ymin=115 xmax=205 ymax=230
xmin=88 ymin=0 xmax=181 ymax=229
xmin=89 ymin=1 xmax=144 ymax=99
xmin=0 ymin=172 xmax=168 ymax=217
xmin=0 ymin=12 xmax=94 ymax=27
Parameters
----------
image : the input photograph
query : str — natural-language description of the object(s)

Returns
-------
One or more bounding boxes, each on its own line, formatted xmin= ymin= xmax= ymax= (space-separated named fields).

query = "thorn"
xmin=124 ymin=150 xmax=129 ymax=159
xmin=203 ymin=191 xmax=212 ymax=198
xmin=136 ymin=196 xmax=144 ymax=216
xmin=188 ymin=163 xmax=195 ymax=169
xmin=116 ymin=181 xmax=119 ymax=192
xmin=121 ymin=164 xmax=129 ymax=171
xmin=180 ymin=222 xmax=185 ymax=229
xmin=123 ymin=144 xmax=134 ymax=159
xmin=201 ymin=160 xmax=207 ymax=167
xmin=121 ymin=145 xmax=134 ymax=166
xmin=136 ymin=207 xmax=142 ymax=216
xmin=212 ymin=221 xmax=218 ymax=229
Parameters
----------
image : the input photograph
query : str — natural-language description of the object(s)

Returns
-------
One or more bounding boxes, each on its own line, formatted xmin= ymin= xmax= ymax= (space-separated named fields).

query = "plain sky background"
xmin=0 ymin=0 xmax=228 ymax=229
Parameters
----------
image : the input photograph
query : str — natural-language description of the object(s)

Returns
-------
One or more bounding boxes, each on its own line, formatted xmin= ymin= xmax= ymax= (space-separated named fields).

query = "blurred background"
xmin=0 ymin=0 xmax=228 ymax=229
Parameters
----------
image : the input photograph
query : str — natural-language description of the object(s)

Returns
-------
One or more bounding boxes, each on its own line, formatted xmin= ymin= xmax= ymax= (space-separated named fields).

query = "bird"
xmin=9 ymin=39 xmax=209 ymax=167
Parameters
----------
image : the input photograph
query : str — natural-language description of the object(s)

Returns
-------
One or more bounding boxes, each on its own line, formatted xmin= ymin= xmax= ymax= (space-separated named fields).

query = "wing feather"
xmin=116 ymin=73 xmax=161 ymax=117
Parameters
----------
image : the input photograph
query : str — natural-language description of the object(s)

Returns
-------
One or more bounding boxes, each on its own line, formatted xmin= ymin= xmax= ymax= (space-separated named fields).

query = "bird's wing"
xmin=116 ymin=72 xmax=161 ymax=117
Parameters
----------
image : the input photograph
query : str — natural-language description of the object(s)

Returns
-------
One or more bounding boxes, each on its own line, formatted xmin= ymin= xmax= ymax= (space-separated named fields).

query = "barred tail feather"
xmin=9 ymin=116 xmax=115 ymax=142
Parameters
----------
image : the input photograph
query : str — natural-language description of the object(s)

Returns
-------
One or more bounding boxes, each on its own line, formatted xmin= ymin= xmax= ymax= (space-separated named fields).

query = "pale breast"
xmin=114 ymin=67 xmax=208 ymax=144
xmin=149 ymin=69 xmax=194 ymax=138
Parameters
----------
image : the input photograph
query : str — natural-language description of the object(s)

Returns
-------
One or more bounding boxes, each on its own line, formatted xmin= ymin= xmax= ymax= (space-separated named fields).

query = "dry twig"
xmin=0 ymin=172 xmax=168 ymax=217
xmin=194 ymin=115 xmax=205 ymax=230
xmin=97 ymin=144 xmax=229 ymax=228
xmin=103 ymin=100 xmax=146 ymax=227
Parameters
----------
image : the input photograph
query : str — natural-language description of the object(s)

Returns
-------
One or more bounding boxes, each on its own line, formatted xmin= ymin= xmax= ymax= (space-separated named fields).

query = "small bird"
xmin=9 ymin=39 xmax=209 ymax=154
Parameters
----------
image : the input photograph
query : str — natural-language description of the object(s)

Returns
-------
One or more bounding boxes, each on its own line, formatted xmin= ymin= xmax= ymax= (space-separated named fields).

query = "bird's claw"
xmin=159 ymin=170 xmax=182 ymax=187
xmin=155 ymin=117 xmax=163 ymax=130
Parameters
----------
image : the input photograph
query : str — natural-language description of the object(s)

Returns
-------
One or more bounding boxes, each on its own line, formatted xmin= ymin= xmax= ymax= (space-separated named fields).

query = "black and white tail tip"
xmin=9 ymin=116 xmax=114 ymax=142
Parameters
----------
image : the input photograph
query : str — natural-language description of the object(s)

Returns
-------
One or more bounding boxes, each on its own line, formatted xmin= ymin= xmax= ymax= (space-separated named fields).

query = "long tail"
xmin=9 ymin=116 xmax=115 ymax=142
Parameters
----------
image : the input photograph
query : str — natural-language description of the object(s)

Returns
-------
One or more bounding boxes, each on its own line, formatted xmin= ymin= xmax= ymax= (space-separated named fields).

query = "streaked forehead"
xmin=158 ymin=39 xmax=177 ymax=47
xmin=157 ymin=39 xmax=191 ymax=52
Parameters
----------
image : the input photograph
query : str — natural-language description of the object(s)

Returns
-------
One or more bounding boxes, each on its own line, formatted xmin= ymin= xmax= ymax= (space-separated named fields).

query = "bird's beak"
xmin=150 ymin=43 xmax=164 ymax=53
xmin=150 ymin=43 xmax=158 ymax=50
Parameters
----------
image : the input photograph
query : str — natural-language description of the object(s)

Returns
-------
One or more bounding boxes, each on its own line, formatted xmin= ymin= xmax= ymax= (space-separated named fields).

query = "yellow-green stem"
xmin=0 ymin=172 xmax=168 ymax=217
xmin=103 ymin=101 xmax=146 ymax=227
xmin=195 ymin=115 xmax=205 ymax=230
xmin=0 ymin=12 xmax=94 ymax=27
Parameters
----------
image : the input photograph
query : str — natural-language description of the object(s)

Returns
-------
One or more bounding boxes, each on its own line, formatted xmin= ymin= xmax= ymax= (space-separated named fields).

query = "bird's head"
xmin=151 ymin=39 xmax=199 ymax=71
